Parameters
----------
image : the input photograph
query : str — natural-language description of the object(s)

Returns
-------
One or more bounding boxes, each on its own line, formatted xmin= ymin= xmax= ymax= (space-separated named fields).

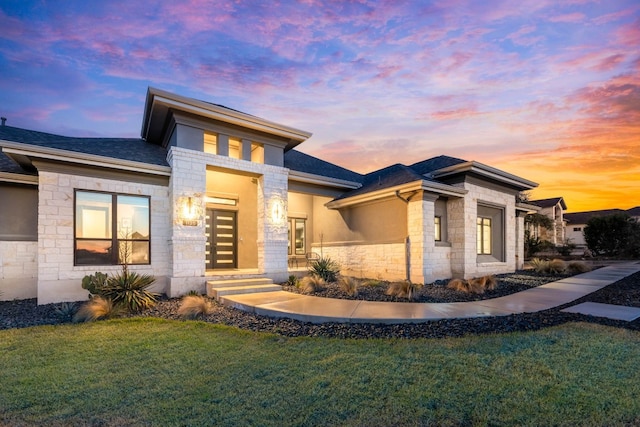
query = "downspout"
xmin=396 ymin=190 xmax=419 ymax=282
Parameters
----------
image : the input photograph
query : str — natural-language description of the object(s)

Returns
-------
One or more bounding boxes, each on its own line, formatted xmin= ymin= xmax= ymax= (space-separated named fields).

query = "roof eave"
xmin=0 ymin=171 xmax=39 ymax=185
xmin=142 ymin=87 xmax=313 ymax=146
xmin=1 ymin=141 xmax=172 ymax=176
xmin=433 ymin=161 xmax=538 ymax=190
xmin=325 ymin=179 xmax=467 ymax=209
xmin=288 ymin=169 xmax=361 ymax=190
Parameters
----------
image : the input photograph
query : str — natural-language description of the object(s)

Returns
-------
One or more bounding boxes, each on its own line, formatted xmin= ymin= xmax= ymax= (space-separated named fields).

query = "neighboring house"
xmin=0 ymin=88 xmax=537 ymax=304
xmin=528 ymin=197 xmax=567 ymax=246
xmin=565 ymin=207 xmax=640 ymax=247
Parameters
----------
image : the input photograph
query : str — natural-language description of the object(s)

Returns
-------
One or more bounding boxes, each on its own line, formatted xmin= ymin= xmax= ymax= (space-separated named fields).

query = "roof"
xmin=284 ymin=150 xmax=363 ymax=183
xmin=141 ymin=87 xmax=312 ymax=150
xmin=564 ymin=209 xmax=626 ymax=224
xmin=0 ymin=125 xmax=169 ymax=175
xmin=530 ymin=197 xmax=567 ymax=210
xmin=627 ymin=206 xmax=640 ymax=217
xmin=409 ymin=155 xmax=467 ymax=175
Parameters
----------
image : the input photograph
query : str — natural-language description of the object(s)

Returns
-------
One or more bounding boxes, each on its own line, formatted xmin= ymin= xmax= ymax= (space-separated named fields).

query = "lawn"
xmin=1 ymin=319 xmax=639 ymax=426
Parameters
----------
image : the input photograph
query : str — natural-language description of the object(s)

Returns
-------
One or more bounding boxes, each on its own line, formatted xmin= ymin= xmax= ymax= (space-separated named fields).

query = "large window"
xmin=287 ymin=218 xmax=306 ymax=256
xmin=477 ymin=217 xmax=492 ymax=255
xmin=75 ymin=190 xmax=150 ymax=265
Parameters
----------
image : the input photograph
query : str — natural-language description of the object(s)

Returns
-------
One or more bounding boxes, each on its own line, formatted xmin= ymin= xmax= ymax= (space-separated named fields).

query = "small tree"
xmin=584 ymin=213 xmax=640 ymax=257
xmin=524 ymin=213 xmax=554 ymax=257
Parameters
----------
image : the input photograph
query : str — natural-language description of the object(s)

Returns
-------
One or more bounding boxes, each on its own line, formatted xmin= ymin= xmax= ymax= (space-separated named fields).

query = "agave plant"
xmin=100 ymin=271 xmax=158 ymax=312
xmin=308 ymin=256 xmax=340 ymax=283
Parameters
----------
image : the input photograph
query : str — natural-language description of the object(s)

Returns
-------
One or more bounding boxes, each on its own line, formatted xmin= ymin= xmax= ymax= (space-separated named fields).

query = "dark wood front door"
xmin=205 ymin=209 xmax=237 ymax=269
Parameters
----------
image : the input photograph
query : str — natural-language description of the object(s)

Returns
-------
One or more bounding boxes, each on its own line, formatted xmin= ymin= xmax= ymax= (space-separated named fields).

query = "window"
xmin=477 ymin=217 xmax=492 ymax=255
xmin=287 ymin=218 xmax=306 ymax=256
xmin=434 ymin=216 xmax=442 ymax=241
xmin=75 ymin=190 xmax=150 ymax=265
xmin=204 ymin=132 xmax=217 ymax=154
xmin=573 ymin=227 xmax=582 ymax=232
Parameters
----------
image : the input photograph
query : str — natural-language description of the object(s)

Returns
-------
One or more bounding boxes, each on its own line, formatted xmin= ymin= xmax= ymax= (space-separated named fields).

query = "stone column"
xmin=166 ymin=147 xmax=207 ymax=297
xmin=257 ymin=168 xmax=289 ymax=282
xmin=407 ymin=192 xmax=438 ymax=284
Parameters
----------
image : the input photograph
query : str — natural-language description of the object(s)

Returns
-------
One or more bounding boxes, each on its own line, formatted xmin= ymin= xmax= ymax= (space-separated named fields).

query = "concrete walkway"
xmin=220 ymin=262 xmax=640 ymax=324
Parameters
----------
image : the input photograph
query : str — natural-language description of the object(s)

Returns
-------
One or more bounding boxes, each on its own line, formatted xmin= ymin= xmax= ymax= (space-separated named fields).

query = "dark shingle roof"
xmin=530 ymin=197 xmax=567 ymax=209
xmin=564 ymin=209 xmax=626 ymax=224
xmin=0 ymin=126 xmax=169 ymax=173
xmin=284 ymin=150 xmax=362 ymax=183
xmin=409 ymin=155 xmax=467 ymax=175
xmin=627 ymin=206 xmax=640 ymax=217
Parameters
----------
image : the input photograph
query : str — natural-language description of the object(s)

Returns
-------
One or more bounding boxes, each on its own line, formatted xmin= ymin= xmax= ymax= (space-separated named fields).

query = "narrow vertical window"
xmin=477 ymin=217 xmax=492 ymax=255
xmin=434 ymin=216 xmax=442 ymax=242
xmin=294 ymin=219 xmax=306 ymax=255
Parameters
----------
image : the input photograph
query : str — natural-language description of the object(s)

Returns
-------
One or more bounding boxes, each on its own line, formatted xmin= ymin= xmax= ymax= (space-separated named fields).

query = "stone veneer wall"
xmin=317 ymin=242 xmax=407 ymax=282
xmin=37 ymin=171 xmax=171 ymax=304
xmin=0 ymin=241 xmax=37 ymax=300
xmin=449 ymin=181 xmax=518 ymax=279
xmin=166 ymin=147 xmax=290 ymax=297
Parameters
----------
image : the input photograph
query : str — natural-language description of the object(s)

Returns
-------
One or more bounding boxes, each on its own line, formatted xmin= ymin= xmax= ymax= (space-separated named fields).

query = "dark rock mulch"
xmin=2 ymin=270 xmax=639 ymax=339
xmin=282 ymin=271 xmax=575 ymax=303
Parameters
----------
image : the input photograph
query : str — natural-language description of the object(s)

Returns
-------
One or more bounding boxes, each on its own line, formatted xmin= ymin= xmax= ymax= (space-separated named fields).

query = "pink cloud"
xmin=549 ymin=12 xmax=586 ymax=23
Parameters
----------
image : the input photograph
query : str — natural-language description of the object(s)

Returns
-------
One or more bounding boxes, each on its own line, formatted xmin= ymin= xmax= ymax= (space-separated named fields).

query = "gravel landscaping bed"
xmin=2 ymin=269 xmax=639 ymax=339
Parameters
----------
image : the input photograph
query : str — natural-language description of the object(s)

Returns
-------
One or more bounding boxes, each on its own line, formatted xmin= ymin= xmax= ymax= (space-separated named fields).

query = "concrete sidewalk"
xmin=220 ymin=262 xmax=640 ymax=324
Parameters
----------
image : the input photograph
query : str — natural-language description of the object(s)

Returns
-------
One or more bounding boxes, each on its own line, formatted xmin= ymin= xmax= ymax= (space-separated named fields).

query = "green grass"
xmin=1 ymin=320 xmax=639 ymax=426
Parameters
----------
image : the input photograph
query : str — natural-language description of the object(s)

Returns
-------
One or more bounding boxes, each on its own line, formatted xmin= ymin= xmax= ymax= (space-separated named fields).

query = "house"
xmin=564 ymin=207 xmax=640 ymax=247
xmin=0 ymin=88 xmax=538 ymax=304
xmin=528 ymin=197 xmax=567 ymax=245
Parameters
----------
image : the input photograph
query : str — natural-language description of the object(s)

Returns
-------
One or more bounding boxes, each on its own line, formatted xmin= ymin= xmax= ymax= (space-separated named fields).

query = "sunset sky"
xmin=1 ymin=0 xmax=638 ymax=212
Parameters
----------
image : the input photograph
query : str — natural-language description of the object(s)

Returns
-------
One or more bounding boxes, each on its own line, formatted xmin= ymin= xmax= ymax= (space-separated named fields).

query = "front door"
xmin=205 ymin=209 xmax=237 ymax=269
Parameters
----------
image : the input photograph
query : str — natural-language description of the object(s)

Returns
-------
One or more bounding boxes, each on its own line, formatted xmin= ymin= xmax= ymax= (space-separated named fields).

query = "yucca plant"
xmin=73 ymin=296 xmax=121 ymax=323
xmin=286 ymin=274 xmax=300 ymax=287
xmin=300 ymin=275 xmax=326 ymax=294
xmin=177 ymin=295 xmax=214 ymax=319
xmin=100 ymin=271 xmax=158 ymax=312
xmin=308 ymin=256 xmax=340 ymax=283
xmin=385 ymin=281 xmax=421 ymax=300
xmin=338 ymin=276 xmax=360 ymax=297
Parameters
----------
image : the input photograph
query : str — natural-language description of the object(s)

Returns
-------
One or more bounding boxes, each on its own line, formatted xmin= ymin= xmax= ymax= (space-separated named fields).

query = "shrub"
xmin=73 ymin=296 xmax=121 ymax=323
xmin=447 ymin=276 xmax=497 ymax=294
xmin=530 ymin=258 xmax=550 ymax=274
xmin=178 ymin=295 xmax=213 ymax=319
xmin=361 ymin=279 xmax=385 ymax=288
xmin=54 ymin=302 xmax=77 ymax=322
xmin=100 ymin=271 xmax=159 ymax=313
xmin=286 ymin=275 xmax=299 ymax=287
xmin=186 ymin=289 xmax=201 ymax=296
xmin=567 ymin=261 xmax=591 ymax=274
xmin=338 ymin=276 xmax=359 ymax=297
xmin=556 ymin=241 xmax=576 ymax=257
xmin=385 ymin=281 xmax=421 ymax=300
xmin=446 ymin=278 xmax=468 ymax=293
xmin=584 ymin=213 xmax=640 ymax=256
xmin=548 ymin=259 xmax=567 ymax=274
xmin=300 ymin=276 xmax=326 ymax=294
xmin=308 ymin=256 xmax=340 ymax=283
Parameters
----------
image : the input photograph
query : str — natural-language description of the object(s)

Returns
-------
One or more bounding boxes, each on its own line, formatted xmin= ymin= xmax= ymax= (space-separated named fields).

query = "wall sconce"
xmin=269 ymin=196 xmax=286 ymax=226
xmin=177 ymin=195 xmax=203 ymax=226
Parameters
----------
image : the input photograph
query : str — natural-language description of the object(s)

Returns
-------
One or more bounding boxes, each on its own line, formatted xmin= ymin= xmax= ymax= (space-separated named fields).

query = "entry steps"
xmin=206 ymin=277 xmax=282 ymax=300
